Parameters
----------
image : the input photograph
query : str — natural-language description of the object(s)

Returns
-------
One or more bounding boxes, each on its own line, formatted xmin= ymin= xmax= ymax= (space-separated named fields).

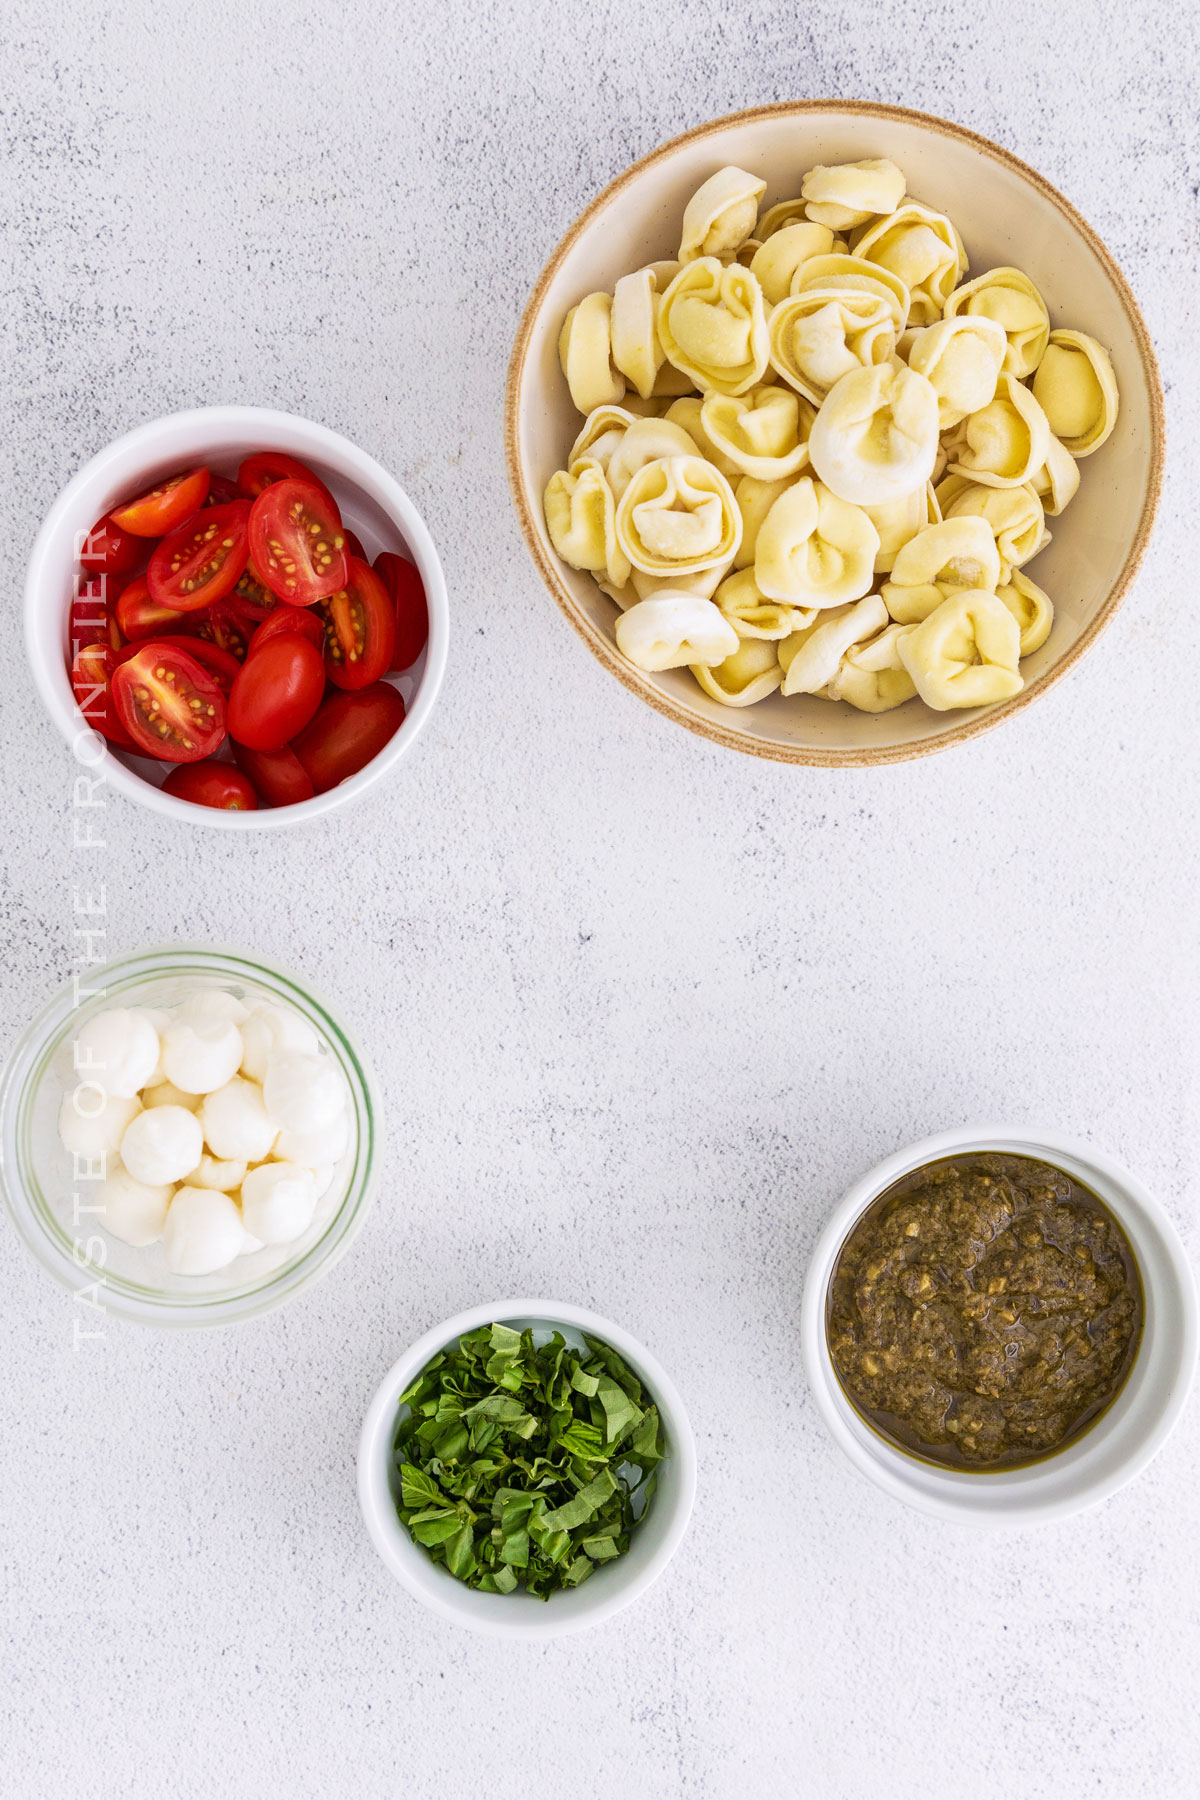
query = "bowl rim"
xmin=356 ymin=1296 xmax=699 ymax=1638
xmin=25 ymin=403 xmax=449 ymax=829
xmin=799 ymin=1124 xmax=1198 ymax=1523
xmin=505 ymin=100 xmax=1166 ymax=768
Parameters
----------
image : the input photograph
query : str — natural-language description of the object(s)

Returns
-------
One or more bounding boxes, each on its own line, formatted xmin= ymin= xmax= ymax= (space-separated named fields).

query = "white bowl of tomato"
xmin=25 ymin=406 xmax=448 ymax=826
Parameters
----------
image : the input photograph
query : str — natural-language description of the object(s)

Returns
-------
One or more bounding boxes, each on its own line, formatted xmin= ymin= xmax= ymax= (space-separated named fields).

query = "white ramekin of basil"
xmin=357 ymin=1299 xmax=698 ymax=1637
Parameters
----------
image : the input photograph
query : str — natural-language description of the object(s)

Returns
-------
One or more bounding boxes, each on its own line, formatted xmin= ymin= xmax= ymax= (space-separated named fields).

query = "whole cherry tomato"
xmin=227 ymin=633 xmax=326 ymax=752
xmin=374 ymin=552 xmax=429 ymax=671
xmin=231 ymin=740 xmax=315 ymax=808
xmin=79 ymin=515 xmax=142 ymax=579
xmin=290 ymin=682 xmax=405 ymax=792
xmin=162 ymin=761 xmax=258 ymax=811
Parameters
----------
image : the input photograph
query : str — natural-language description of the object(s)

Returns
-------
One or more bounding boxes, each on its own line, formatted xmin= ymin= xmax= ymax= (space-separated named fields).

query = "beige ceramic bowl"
xmin=506 ymin=103 xmax=1164 ymax=766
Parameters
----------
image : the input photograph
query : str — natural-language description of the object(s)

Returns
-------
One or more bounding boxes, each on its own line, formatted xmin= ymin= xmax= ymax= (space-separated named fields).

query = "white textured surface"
xmin=1 ymin=1 xmax=1198 ymax=1795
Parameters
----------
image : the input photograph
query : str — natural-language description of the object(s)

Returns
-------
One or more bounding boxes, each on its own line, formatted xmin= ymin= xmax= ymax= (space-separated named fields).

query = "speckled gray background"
xmin=2 ymin=0 xmax=1198 ymax=1794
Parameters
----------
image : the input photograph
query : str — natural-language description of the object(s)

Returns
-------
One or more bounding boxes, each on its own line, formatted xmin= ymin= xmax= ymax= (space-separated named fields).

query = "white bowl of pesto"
xmin=357 ymin=1298 xmax=697 ymax=1637
xmin=801 ymin=1125 xmax=1197 ymax=1525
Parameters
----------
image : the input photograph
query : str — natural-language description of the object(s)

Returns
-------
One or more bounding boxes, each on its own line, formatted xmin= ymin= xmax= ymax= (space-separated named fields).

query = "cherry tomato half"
xmin=290 ymin=681 xmax=405 ymax=793
xmin=111 ymin=644 xmax=227 ymax=762
xmin=147 ymin=499 xmax=251 ymax=613
xmin=115 ymin=575 xmax=200 ymax=642
xmin=204 ymin=474 xmax=241 ymax=507
xmin=162 ymin=761 xmax=258 ymax=811
xmin=227 ymin=633 xmax=325 ymax=753
xmin=231 ymin=740 xmax=315 ymax=808
xmin=79 ymin=515 xmax=142 ymax=579
xmin=196 ymin=598 xmax=253 ymax=662
xmin=71 ymin=578 xmax=125 ymax=653
xmin=374 ymin=552 xmax=429 ymax=671
xmin=237 ymin=452 xmax=336 ymax=512
xmin=248 ymin=479 xmax=348 ymax=606
xmin=248 ymin=604 xmax=325 ymax=654
xmin=71 ymin=644 xmax=135 ymax=747
xmin=110 ymin=467 xmax=210 ymax=537
xmin=119 ymin=635 xmax=242 ymax=699
xmin=317 ymin=557 xmax=395 ymax=691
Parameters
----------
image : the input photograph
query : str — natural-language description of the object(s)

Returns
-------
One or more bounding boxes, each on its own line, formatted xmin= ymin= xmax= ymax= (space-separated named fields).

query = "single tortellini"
xmin=544 ymin=461 xmax=630 ymax=589
xmin=825 ymin=622 xmax=918 ymax=712
xmin=678 ymin=167 xmax=767 ymax=263
xmin=749 ymin=222 xmax=836 ymax=304
xmin=691 ymin=635 xmax=784 ymax=706
xmin=700 ymin=388 xmax=814 ymax=479
xmin=855 ymin=202 xmax=967 ymax=326
xmin=714 ymin=566 xmax=817 ymax=640
xmin=755 ymin=477 xmax=880 ymax=608
xmin=768 ymin=281 xmax=899 ymax=405
xmin=997 ymin=568 xmax=1053 ymax=656
xmin=615 ymin=454 xmax=741 ymax=575
xmin=606 ymin=417 xmax=700 ymax=500
xmin=905 ymin=315 xmax=1007 ymax=428
xmin=944 ymin=480 xmax=1048 ymax=569
xmin=658 ymin=258 xmax=770 ymax=396
xmin=1031 ymin=432 xmax=1081 ymax=517
xmin=897 ymin=589 xmax=1023 ymax=710
xmin=559 ymin=293 xmax=626 ymax=413
xmin=569 ymin=404 xmax=636 ymax=475
xmin=800 ymin=158 xmax=906 ymax=231
xmin=610 ymin=269 xmax=668 ymax=400
xmin=861 ymin=482 xmax=939 ymax=574
xmin=944 ymin=267 xmax=1051 ymax=379
xmin=778 ymin=594 xmax=889 ymax=695
xmin=615 ymin=592 xmax=739 ymax=672
xmin=808 ymin=360 xmax=940 ymax=506
xmin=1030 ymin=329 xmax=1119 ymax=456
xmin=880 ymin=517 xmax=1001 ymax=623
xmin=946 ymin=373 xmax=1052 ymax=489
xmin=732 ymin=474 xmax=796 ymax=569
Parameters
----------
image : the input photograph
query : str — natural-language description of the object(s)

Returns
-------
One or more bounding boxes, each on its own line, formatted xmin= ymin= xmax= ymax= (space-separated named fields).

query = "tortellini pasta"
xmin=755 ymin=478 xmax=879 ymax=608
xmin=897 ymin=589 xmax=1023 ymax=710
xmin=545 ymin=151 xmax=1115 ymax=716
xmin=808 ymin=361 xmax=940 ymax=505
xmin=658 ymin=258 xmax=770 ymax=395
xmin=678 ymin=166 xmax=767 ymax=263
xmin=614 ymin=592 xmax=739 ymax=672
xmin=1030 ymin=329 xmax=1119 ymax=455
xmin=615 ymin=455 xmax=741 ymax=575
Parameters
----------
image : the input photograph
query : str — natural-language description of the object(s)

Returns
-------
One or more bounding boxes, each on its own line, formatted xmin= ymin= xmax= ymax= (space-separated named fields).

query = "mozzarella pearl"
xmin=161 ymin=1018 xmax=244 ymax=1095
xmin=263 ymin=1051 xmax=344 ymax=1133
xmin=199 ymin=1076 xmax=277 ymax=1163
xmin=142 ymin=1080 xmax=202 ymax=1113
xmin=240 ymin=1162 xmax=318 ymax=1244
xmin=120 ymin=1105 xmax=203 ymax=1186
xmin=96 ymin=1164 xmax=173 ymax=1247
xmin=181 ymin=988 xmax=251 ymax=1024
xmin=72 ymin=1008 xmax=161 ymax=1098
xmin=239 ymin=1005 xmax=319 ymax=1083
xmin=58 ymin=1087 xmax=141 ymax=1159
xmin=163 ymin=1187 xmax=250 ymax=1275
xmin=273 ymin=1108 xmax=349 ymax=1168
xmin=189 ymin=1153 xmax=248 ymax=1192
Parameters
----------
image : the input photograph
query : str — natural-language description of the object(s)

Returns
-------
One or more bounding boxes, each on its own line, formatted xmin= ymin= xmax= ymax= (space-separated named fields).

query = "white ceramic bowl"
xmin=507 ymin=102 xmax=1164 ymax=766
xmin=25 ymin=405 xmax=449 ymax=829
xmin=358 ymin=1298 xmax=698 ymax=1637
xmin=801 ymin=1126 xmax=1197 ymax=1524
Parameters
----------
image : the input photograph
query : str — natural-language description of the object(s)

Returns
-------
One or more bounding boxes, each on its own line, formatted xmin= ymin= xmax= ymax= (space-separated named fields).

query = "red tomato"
xmin=79 ymin=516 xmax=142 ymax=579
xmin=115 ymin=575 xmax=200 ymax=642
xmin=231 ymin=740 xmax=315 ymax=808
xmin=227 ymin=633 xmax=325 ymax=752
xmin=119 ymin=634 xmax=242 ymax=698
xmin=230 ymin=555 xmax=275 ymax=621
xmin=291 ymin=682 xmax=405 ymax=792
xmin=162 ymin=761 xmax=258 ymax=811
xmin=237 ymin=452 xmax=336 ymax=512
xmin=195 ymin=599 xmax=253 ymax=662
xmin=248 ymin=604 xmax=325 ymax=653
xmin=71 ymin=644 xmax=135 ymax=747
xmin=110 ymin=468 xmax=210 ymax=537
xmin=71 ymin=578 xmax=125 ymax=652
xmin=374 ymin=552 xmax=429 ymax=671
xmin=344 ymin=529 xmax=367 ymax=561
xmin=147 ymin=499 xmax=251 ymax=612
xmin=111 ymin=644 xmax=227 ymax=762
xmin=205 ymin=474 xmax=241 ymax=507
xmin=317 ymin=557 xmax=395 ymax=690
xmin=248 ymin=479 xmax=348 ymax=606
